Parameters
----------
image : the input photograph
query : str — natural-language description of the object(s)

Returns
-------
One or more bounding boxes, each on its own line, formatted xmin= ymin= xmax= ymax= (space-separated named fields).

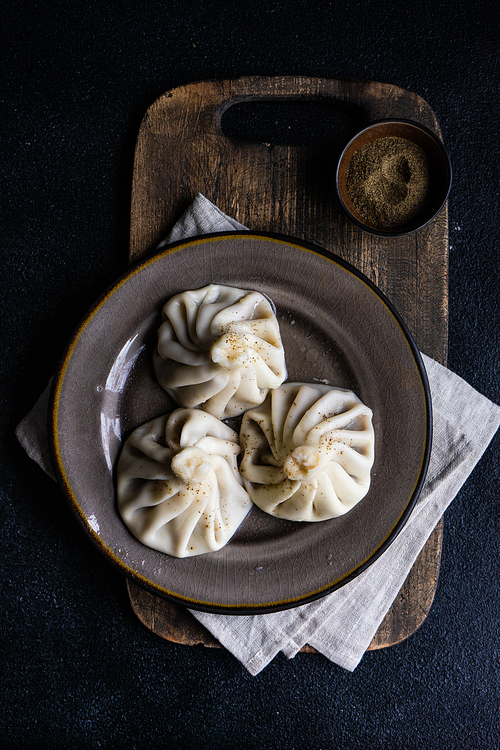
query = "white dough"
xmin=117 ymin=409 xmax=252 ymax=557
xmin=239 ymin=383 xmax=375 ymax=522
xmin=153 ymin=284 xmax=287 ymax=419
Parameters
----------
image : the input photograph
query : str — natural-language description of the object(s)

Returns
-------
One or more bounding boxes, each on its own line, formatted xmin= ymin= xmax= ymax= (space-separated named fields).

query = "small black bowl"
xmin=336 ymin=119 xmax=452 ymax=237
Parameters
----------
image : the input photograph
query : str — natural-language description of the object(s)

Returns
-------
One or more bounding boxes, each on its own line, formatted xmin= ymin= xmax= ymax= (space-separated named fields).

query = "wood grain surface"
xmin=126 ymin=76 xmax=447 ymax=651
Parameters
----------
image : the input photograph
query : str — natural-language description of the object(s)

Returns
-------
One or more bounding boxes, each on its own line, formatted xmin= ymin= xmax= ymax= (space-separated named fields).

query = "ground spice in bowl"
xmin=336 ymin=120 xmax=452 ymax=237
xmin=345 ymin=136 xmax=431 ymax=229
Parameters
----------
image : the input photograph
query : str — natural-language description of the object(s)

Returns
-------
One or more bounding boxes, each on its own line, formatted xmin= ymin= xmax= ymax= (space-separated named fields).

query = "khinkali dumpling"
xmin=117 ymin=408 xmax=252 ymax=557
xmin=153 ymin=284 xmax=287 ymax=419
xmin=239 ymin=383 xmax=374 ymax=522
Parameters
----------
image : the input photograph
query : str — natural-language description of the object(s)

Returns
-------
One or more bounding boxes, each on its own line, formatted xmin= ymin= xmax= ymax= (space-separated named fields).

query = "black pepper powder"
xmin=346 ymin=136 xmax=431 ymax=229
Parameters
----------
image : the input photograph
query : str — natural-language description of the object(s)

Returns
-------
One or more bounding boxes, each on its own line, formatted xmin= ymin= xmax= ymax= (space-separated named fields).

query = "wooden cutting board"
xmin=126 ymin=76 xmax=447 ymax=652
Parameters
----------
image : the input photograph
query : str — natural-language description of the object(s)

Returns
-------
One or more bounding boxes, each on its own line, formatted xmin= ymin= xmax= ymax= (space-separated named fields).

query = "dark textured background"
xmin=2 ymin=1 xmax=499 ymax=748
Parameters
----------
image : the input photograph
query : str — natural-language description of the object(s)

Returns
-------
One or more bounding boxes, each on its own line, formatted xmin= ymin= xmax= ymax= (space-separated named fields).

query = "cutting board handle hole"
xmin=220 ymin=100 xmax=367 ymax=151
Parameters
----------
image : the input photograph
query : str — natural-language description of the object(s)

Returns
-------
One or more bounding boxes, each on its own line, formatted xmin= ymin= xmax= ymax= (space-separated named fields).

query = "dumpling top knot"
xmin=210 ymin=330 xmax=251 ymax=369
xmin=283 ymin=445 xmax=323 ymax=480
xmin=171 ymin=446 xmax=212 ymax=484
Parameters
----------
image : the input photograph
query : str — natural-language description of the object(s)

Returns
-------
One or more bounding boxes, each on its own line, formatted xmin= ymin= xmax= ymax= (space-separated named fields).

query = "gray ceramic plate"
xmin=51 ymin=233 xmax=431 ymax=614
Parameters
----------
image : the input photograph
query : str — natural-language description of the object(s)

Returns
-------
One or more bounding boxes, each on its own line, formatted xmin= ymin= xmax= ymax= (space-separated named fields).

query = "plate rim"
xmin=49 ymin=231 xmax=433 ymax=614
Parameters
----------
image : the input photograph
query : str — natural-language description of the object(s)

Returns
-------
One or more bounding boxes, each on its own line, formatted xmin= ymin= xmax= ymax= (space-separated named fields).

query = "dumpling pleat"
xmin=287 ymin=386 xmax=331 ymax=449
xmin=321 ymin=461 xmax=369 ymax=506
xmin=169 ymin=370 xmax=231 ymax=408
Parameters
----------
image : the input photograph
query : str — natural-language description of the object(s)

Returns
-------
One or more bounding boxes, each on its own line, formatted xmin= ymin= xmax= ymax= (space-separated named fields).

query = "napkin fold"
xmin=16 ymin=193 xmax=500 ymax=674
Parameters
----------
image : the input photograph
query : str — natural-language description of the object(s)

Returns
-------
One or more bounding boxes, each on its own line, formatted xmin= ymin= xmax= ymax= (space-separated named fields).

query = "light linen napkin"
xmin=16 ymin=194 xmax=500 ymax=674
